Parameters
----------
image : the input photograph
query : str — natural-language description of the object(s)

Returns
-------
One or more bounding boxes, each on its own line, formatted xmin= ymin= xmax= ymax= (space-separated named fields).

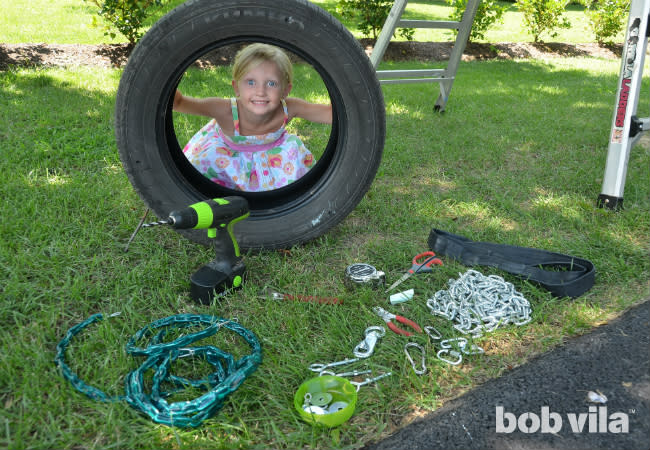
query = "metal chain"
xmin=55 ymin=313 xmax=262 ymax=428
xmin=426 ymin=269 xmax=532 ymax=337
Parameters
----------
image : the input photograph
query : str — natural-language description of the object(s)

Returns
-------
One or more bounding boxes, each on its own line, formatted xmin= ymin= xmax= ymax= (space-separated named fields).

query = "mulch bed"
xmin=0 ymin=40 xmax=624 ymax=70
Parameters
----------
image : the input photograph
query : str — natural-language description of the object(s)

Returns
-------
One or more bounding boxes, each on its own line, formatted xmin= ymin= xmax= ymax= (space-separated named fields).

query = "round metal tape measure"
xmin=344 ymin=263 xmax=385 ymax=289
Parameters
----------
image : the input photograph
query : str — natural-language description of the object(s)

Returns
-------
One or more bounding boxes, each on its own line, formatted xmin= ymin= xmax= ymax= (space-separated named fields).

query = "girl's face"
xmin=232 ymin=60 xmax=292 ymax=117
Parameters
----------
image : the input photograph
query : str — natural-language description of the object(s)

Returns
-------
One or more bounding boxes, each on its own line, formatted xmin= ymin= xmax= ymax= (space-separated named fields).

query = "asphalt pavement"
xmin=364 ymin=300 xmax=650 ymax=450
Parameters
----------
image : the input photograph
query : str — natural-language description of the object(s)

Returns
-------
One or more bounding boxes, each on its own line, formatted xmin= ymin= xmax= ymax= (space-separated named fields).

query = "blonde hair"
xmin=232 ymin=43 xmax=293 ymax=91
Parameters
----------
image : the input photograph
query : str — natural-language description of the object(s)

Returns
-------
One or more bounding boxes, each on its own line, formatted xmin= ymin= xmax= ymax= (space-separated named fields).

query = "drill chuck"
xmin=168 ymin=197 xmax=249 ymax=230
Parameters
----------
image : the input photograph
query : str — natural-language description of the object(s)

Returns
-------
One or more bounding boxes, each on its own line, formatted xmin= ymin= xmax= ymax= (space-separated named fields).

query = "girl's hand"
xmin=171 ymin=91 xmax=229 ymax=120
xmin=287 ymin=97 xmax=332 ymax=124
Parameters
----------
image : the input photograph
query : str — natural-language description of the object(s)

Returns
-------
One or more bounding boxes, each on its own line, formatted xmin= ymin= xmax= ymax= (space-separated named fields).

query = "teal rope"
xmin=55 ymin=313 xmax=262 ymax=428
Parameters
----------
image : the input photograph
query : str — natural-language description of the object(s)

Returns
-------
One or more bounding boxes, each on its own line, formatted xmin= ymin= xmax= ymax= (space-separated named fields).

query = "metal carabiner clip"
xmin=440 ymin=337 xmax=468 ymax=349
xmin=404 ymin=342 xmax=427 ymax=375
xmin=424 ymin=326 xmax=442 ymax=341
xmin=437 ymin=348 xmax=463 ymax=365
xmin=353 ymin=326 xmax=385 ymax=358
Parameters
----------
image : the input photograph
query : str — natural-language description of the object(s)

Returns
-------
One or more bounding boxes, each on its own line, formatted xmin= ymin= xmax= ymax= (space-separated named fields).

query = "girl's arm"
xmin=286 ymin=97 xmax=332 ymax=125
xmin=173 ymin=90 xmax=230 ymax=120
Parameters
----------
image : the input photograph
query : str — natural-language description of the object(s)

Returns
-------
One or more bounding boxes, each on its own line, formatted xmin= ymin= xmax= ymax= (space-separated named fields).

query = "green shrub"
xmin=516 ymin=0 xmax=572 ymax=42
xmin=446 ymin=0 xmax=508 ymax=43
xmin=84 ymin=0 xmax=167 ymax=44
xmin=585 ymin=0 xmax=630 ymax=44
xmin=336 ymin=0 xmax=414 ymax=40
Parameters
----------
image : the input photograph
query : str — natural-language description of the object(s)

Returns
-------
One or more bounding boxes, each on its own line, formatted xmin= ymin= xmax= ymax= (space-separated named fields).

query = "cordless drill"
xmin=143 ymin=197 xmax=249 ymax=305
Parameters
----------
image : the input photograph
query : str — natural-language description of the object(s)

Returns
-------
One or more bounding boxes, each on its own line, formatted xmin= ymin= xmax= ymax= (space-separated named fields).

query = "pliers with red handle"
xmin=372 ymin=306 xmax=422 ymax=336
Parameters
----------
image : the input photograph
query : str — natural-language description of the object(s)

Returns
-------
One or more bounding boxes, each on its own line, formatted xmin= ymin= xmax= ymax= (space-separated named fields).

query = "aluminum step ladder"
xmin=370 ymin=0 xmax=481 ymax=112
xmin=598 ymin=0 xmax=649 ymax=210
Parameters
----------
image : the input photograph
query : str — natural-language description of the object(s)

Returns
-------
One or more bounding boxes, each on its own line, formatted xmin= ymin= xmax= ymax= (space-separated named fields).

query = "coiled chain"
xmin=426 ymin=269 xmax=532 ymax=337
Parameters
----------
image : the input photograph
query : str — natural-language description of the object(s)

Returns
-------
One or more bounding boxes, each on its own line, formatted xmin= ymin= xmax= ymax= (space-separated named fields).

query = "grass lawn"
xmin=0 ymin=0 xmax=626 ymax=44
xmin=1 ymin=1 xmax=648 ymax=449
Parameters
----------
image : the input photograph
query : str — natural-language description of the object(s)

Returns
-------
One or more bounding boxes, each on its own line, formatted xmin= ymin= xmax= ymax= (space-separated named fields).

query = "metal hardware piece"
xmin=440 ymin=337 xmax=484 ymax=355
xmin=328 ymin=401 xmax=349 ymax=413
xmin=353 ymin=326 xmax=386 ymax=358
xmin=309 ymin=358 xmax=359 ymax=374
xmin=303 ymin=404 xmax=327 ymax=415
xmin=344 ymin=263 xmax=385 ymax=289
xmin=424 ymin=326 xmax=442 ymax=340
xmin=319 ymin=369 xmax=373 ymax=378
xmin=437 ymin=349 xmax=463 ymax=365
xmin=404 ymin=342 xmax=427 ymax=375
xmin=461 ymin=343 xmax=484 ymax=355
xmin=304 ymin=392 xmax=332 ymax=407
xmin=350 ymin=372 xmax=392 ymax=391
xmin=440 ymin=337 xmax=468 ymax=349
xmin=426 ymin=269 xmax=532 ymax=337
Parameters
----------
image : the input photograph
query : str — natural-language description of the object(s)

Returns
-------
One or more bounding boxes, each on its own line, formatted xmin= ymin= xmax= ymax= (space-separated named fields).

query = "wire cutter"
xmin=372 ymin=306 xmax=422 ymax=336
xmin=386 ymin=251 xmax=443 ymax=292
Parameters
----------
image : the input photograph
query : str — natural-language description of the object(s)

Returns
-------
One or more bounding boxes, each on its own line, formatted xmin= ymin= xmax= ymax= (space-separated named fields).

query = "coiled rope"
xmin=55 ymin=313 xmax=262 ymax=428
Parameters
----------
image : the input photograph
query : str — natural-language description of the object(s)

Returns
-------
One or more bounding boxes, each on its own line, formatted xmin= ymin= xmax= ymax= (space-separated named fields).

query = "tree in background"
xmin=84 ymin=0 xmax=166 ymax=44
xmin=446 ymin=0 xmax=507 ymax=43
xmin=584 ymin=0 xmax=630 ymax=44
xmin=516 ymin=0 xmax=572 ymax=42
xmin=336 ymin=0 xmax=414 ymax=40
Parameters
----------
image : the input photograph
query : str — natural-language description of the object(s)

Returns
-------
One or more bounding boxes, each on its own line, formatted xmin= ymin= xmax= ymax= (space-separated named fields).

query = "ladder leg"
xmin=434 ymin=0 xmax=481 ymax=111
xmin=598 ymin=0 xmax=649 ymax=210
xmin=371 ymin=0 xmax=408 ymax=69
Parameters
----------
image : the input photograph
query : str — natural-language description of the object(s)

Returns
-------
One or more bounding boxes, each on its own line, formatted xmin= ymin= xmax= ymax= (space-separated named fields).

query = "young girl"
xmin=174 ymin=43 xmax=332 ymax=192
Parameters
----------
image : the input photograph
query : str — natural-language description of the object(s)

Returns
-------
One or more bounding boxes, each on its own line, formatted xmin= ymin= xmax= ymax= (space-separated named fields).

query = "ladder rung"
xmin=377 ymin=69 xmax=445 ymax=78
xmin=379 ymin=77 xmax=452 ymax=85
xmin=369 ymin=0 xmax=481 ymax=111
xmin=398 ymin=20 xmax=460 ymax=29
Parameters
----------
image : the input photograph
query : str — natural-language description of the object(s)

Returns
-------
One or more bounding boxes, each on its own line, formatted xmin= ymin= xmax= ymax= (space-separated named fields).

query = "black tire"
xmin=115 ymin=0 xmax=385 ymax=250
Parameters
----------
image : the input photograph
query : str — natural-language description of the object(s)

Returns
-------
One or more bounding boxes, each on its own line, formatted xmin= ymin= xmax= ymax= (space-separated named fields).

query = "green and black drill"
xmin=132 ymin=196 xmax=250 ymax=305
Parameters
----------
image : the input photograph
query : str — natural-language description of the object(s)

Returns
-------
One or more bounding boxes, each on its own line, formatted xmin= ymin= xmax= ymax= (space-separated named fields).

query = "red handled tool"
xmin=259 ymin=287 xmax=342 ymax=305
xmin=372 ymin=306 xmax=422 ymax=336
xmin=385 ymin=251 xmax=443 ymax=292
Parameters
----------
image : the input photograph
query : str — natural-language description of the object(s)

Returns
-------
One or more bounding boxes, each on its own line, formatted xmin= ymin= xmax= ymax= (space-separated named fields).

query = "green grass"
xmin=1 ymin=55 xmax=648 ymax=449
xmin=0 ymin=0 xmax=625 ymax=44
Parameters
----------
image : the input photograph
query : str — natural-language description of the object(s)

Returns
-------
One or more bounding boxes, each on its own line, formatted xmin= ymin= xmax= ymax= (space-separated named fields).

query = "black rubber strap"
xmin=428 ymin=229 xmax=595 ymax=298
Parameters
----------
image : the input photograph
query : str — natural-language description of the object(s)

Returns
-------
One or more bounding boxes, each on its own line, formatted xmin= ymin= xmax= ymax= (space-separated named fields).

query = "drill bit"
xmin=124 ymin=214 xmax=173 ymax=252
xmin=124 ymin=209 xmax=172 ymax=252
xmin=124 ymin=208 xmax=149 ymax=252
xmin=142 ymin=219 xmax=172 ymax=227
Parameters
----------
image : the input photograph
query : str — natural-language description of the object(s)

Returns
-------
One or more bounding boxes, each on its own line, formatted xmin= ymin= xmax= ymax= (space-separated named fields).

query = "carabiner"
xmin=404 ymin=342 xmax=427 ymax=375
xmin=440 ymin=337 xmax=468 ymax=349
xmin=461 ymin=343 xmax=484 ymax=355
xmin=424 ymin=326 xmax=442 ymax=341
xmin=437 ymin=349 xmax=463 ymax=365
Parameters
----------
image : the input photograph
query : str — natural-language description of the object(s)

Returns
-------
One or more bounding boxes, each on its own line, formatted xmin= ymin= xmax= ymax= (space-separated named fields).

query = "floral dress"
xmin=182 ymin=98 xmax=315 ymax=192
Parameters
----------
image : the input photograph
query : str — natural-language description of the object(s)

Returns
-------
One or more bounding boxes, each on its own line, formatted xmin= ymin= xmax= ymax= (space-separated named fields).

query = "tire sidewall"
xmin=115 ymin=0 xmax=385 ymax=249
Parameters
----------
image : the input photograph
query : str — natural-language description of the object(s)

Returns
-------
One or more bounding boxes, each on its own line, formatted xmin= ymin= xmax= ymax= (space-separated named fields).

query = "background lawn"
xmin=0 ymin=0 xmax=625 ymax=44
xmin=1 ymin=1 xmax=648 ymax=449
